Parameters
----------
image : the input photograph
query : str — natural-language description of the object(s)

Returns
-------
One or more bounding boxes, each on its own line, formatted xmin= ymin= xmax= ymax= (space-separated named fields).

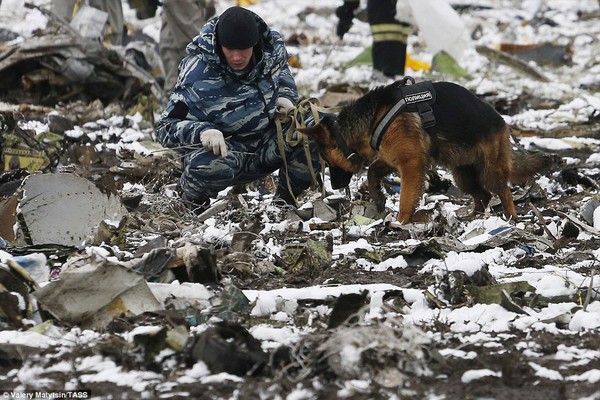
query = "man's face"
xmin=222 ymin=47 xmax=253 ymax=71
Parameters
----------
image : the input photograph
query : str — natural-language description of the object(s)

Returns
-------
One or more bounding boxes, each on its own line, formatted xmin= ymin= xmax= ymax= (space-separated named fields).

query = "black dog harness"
xmin=370 ymin=76 xmax=437 ymax=150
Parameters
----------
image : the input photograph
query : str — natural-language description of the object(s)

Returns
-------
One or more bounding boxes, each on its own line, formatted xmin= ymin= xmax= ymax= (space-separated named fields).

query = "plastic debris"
xmin=186 ymin=321 xmax=268 ymax=376
xmin=34 ymin=249 xmax=161 ymax=329
xmin=12 ymin=253 xmax=49 ymax=284
xmin=148 ymin=281 xmax=214 ymax=312
xmin=327 ymin=290 xmax=369 ymax=329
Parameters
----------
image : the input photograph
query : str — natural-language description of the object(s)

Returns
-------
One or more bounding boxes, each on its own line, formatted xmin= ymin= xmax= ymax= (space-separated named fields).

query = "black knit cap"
xmin=217 ymin=7 xmax=259 ymax=49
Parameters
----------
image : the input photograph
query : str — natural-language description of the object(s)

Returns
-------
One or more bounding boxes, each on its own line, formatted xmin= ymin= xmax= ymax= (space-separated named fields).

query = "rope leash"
xmin=150 ymin=98 xmax=341 ymax=205
xmin=274 ymin=98 xmax=341 ymax=204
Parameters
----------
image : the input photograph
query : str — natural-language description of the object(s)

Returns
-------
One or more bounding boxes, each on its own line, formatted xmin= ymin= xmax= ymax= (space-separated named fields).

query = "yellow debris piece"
xmin=406 ymin=53 xmax=431 ymax=72
xmin=236 ymin=0 xmax=258 ymax=5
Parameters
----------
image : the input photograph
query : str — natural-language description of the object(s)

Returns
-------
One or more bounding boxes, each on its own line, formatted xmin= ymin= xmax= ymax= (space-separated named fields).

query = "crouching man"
xmin=155 ymin=6 xmax=321 ymax=212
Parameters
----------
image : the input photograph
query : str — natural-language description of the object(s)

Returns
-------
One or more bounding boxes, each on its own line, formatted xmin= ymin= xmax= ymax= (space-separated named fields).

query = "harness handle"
xmin=397 ymin=76 xmax=416 ymax=86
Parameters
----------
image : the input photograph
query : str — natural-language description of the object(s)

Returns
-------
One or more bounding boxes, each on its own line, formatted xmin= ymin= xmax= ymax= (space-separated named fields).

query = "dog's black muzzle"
xmin=329 ymin=165 xmax=353 ymax=189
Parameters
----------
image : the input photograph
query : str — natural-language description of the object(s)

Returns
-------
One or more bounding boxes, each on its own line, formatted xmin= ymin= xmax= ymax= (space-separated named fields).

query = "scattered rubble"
xmin=1 ymin=0 xmax=600 ymax=399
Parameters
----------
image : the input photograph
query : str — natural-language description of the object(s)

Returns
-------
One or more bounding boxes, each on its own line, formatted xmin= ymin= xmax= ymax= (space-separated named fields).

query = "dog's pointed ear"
xmin=299 ymin=114 xmax=333 ymax=134
xmin=297 ymin=124 xmax=323 ymax=138
xmin=299 ymin=114 xmax=336 ymax=135
xmin=299 ymin=115 xmax=337 ymax=144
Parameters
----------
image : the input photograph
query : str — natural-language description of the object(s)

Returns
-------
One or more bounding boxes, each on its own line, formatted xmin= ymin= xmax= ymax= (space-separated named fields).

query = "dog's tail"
xmin=510 ymin=150 xmax=554 ymax=185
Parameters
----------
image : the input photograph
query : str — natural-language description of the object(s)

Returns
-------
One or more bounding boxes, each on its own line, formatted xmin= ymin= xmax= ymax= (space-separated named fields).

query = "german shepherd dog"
xmin=300 ymin=78 xmax=552 ymax=223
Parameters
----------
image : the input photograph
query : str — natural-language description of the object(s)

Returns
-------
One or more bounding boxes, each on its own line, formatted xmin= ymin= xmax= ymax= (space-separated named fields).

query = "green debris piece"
xmin=352 ymin=214 xmax=376 ymax=226
xmin=218 ymin=284 xmax=251 ymax=315
xmin=424 ymin=289 xmax=447 ymax=309
xmin=27 ymin=320 xmax=54 ymax=334
xmin=273 ymin=266 xmax=286 ymax=275
xmin=346 ymin=46 xmax=373 ymax=68
xmin=35 ymin=131 xmax=63 ymax=148
xmin=166 ymin=324 xmax=190 ymax=352
xmin=285 ymin=238 xmax=332 ymax=277
xmin=355 ymin=247 xmax=385 ymax=263
xmin=127 ymin=93 xmax=159 ymax=125
xmin=467 ymin=281 xmax=536 ymax=305
xmin=432 ymin=50 xmax=471 ymax=80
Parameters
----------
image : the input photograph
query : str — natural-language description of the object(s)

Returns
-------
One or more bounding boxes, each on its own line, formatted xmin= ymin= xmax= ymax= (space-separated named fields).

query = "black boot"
xmin=273 ymin=186 xmax=298 ymax=208
xmin=181 ymin=193 xmax=211 ymax=215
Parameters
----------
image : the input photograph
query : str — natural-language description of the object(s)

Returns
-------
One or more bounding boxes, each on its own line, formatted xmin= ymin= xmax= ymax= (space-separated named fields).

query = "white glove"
xmin=276 ymin=97 xmax=295 ymax=114
xmin=200 ymin=129 xmax=228 ymax=157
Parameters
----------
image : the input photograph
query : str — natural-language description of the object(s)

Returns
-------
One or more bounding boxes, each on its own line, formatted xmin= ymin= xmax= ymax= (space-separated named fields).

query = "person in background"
xmin=127 ymin=0 xmax=216 ymax=93
xmin=336 ymin=0 xmax=411 ymax=78
xmin=52 ymin=0 xmax=124 ymax=45
xmin=159 ymin=0 xmax=216 ymax=93
xmin=155 ymin=6 xmax=321 ymax=212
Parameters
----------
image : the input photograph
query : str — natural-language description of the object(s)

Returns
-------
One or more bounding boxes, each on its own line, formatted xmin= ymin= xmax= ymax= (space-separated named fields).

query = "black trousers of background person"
xmin=367 ymin=0 xmax=409 ymax=77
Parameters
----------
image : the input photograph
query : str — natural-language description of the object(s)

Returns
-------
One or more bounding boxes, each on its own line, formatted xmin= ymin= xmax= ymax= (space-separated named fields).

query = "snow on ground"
xmin=1 ymin=0 xmax=600 ymax=398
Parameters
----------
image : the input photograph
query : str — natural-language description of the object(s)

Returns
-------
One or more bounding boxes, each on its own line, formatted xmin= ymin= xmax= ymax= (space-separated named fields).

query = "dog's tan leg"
xmin=378 ymin=115 xmax=429 ymax=223
xmin=396 ymin=161 xmax=427 ymax=223
xmin=483 ymin=171 xmax=518 ymax=220
xmin=496 ymin=188 xmax=517 ymax=220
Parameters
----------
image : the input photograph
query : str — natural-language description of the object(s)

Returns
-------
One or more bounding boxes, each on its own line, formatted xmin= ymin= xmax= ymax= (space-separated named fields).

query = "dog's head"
xmin=299 ymin=115 xmax=362 ymax=189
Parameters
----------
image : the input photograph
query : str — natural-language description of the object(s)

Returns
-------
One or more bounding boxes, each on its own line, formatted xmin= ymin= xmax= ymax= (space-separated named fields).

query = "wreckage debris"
xmin=279 ymin=318 xmax=437 ymax=389
xmin=476 ymin=45 xmax=550 ymax=82
xmin=327 ymin=290 xmax=369 ymax=329
xmin=498 ymin=41 xmax=573 ymax=66
xmin=16 ymin=172 xmax=127 ymax=246
xmin=1 ymin=1 xmax=600 ymax=397
xmin=33 ymin=249 xmax=162 ymax=329
xmin=0 ymin=257 xmax=40 ymax=328
xmin=186 ymin=321 xmax=268 ymax=376
xmin=0 ymin=3 xmax=163 ymax=108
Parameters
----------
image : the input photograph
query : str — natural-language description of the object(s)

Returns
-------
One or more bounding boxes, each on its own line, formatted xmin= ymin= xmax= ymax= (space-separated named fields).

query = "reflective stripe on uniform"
xmin=370 ymin=23 xmax=410 ymax=43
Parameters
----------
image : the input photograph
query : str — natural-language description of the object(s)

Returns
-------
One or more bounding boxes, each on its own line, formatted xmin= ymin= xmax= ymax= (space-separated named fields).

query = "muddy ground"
xmin=2 ymin=129 xmax=600 ymax=399
xmin=1 ymin=1 xmax=600 ymax=396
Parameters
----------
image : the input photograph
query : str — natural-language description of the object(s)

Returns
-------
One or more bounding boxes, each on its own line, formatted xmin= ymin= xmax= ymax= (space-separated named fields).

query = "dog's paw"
xmin=375 ymin=197 xmax=386 ymax=213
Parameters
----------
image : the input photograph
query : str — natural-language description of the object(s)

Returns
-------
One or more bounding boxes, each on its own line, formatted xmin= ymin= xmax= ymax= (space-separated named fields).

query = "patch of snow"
xmin=529 ymin=362 xmax=564 ymax=380
xmin=461 ymin=368 xmax=501 ymax=383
